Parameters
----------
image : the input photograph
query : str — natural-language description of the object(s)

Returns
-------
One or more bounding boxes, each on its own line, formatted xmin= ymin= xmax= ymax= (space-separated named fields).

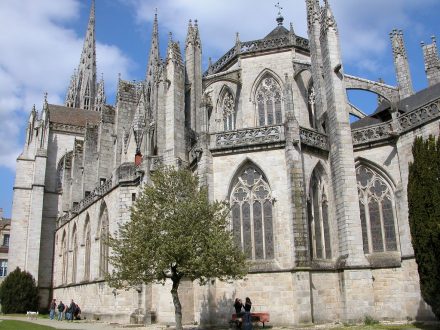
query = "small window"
xmin=132 ymin=193 xmax=136 ymax=202
xmin=0 ymin=259 xmax=7 ymax=277
xmin=3 ymin=234 xmax=9 ymax=247
xmin=85 ymin=191 xmax=91 ymax=197
xmin=100 ymin=178 xmax=106 ymax=185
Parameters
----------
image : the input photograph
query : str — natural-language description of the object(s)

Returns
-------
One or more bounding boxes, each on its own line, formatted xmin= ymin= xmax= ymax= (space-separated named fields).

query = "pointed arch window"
xmin=99 ymin=207 xmax=109 ymax=277
xmin=230 ymin=164 xmax=274 ymax=260
xmin=307 ymin=168 xmax=331 ymax=259
xmin=255 ymin=75 xmax=283 ymax=126
xmin=61 ymin=232 xmax=68 ymax=284
xmin=356 ymin=165 xmax=398 ymax=254
xmin=84 ymin=218 xmax=91 ymax=281
xmin=221 ymin=90 xmax=235 ymax=131
xmin=307 ymin=84 xmax=317 ymax=129
xmin=71 ymin=226 xmax=78 ymax=283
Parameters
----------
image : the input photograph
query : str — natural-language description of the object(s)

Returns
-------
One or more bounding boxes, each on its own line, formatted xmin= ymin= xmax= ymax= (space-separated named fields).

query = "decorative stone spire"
xmin=390 ymin=29 xmax=414 ymax=99
xmin=421 ymin=35 xmax=440 ymax=87
xmin=94 ymin=74 xmax=106 ymax=112
xmin=305 ymin=0 xmax=321 ymax=29
xmin=65 ymin=0 xmax=97 ymax=110
xmin=132 ymin=88 xmax=147 ymax=153
xmin=320 ymin=0 xmax=338 ymax=35
xmin=185 ymin=19 xmax=201 ymax=49
xmin=146 ymin=11 xmax=160 ymax=82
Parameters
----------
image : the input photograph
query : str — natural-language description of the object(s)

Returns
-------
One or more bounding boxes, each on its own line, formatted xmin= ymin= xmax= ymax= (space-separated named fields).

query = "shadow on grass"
xmin=0 ymin=320 xmax=57 ymax=330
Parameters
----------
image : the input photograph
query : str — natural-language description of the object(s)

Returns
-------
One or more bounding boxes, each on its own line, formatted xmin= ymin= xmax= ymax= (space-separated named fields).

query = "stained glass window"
xmin=255 ymin=75 xmax=283 ymax=126
xmin=230 ymin=164 xmax=274 ymax=260
xmin=356 ymin=165 xmax=398 ymax=254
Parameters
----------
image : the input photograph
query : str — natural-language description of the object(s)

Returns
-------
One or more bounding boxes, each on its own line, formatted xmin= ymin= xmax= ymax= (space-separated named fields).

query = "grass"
xmin=0 ymin=320 xmax=58 ymax=330
xmin=332 ymin=322 xmax=439 ymax=330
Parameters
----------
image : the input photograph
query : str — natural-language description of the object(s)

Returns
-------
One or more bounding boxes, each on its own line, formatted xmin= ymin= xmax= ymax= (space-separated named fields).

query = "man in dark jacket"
xmin=57 ymin=301 xmax=65 ymax=321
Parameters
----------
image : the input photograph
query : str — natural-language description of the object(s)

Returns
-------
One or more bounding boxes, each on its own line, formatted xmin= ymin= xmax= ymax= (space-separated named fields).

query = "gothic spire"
xmin=305 ymin=0 xmax=321 ymax=29
xmin=94 ymin=74 xmax=106 ymax=112
xmin=146 ymin=11 xmax=160 ymax=82
xmin=65 ymin=0 xmax=97 ymax=110
xmin=321 ymin=0 xmax=338 ymax=35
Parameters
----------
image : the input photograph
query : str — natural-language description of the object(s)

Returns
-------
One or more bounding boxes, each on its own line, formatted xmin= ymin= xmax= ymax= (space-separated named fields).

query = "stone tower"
xmin=390 ymin=29 xmax=414 ymax=99
xmin=65 ymin=0 xmax=97 ymax=110
xmin=421 ymin=36 xmax=440 ymax=87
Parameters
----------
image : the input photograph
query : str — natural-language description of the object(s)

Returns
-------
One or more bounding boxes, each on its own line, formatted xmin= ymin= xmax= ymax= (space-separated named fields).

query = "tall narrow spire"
xmin=146 ymin=11 xmax=160 ymax=82
xmin=421 ymin=36 xmax=440 ymax=87
xmin=390 ymin=29 xmax=414 ymax=99
xmin=65 ymin=0 xmax=97 ymax=110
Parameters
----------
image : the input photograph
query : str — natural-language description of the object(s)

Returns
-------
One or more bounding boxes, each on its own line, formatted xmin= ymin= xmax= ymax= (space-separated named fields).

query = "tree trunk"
xmin=171 ymin=269 xmax=182 ymax=330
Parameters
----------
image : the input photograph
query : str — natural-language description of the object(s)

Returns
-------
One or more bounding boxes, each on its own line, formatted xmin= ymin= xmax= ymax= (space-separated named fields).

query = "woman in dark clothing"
xmin=233 ymin=298 xmax=243 ymax=314
xmin=244 ymin=297 xmax=252 ymax=312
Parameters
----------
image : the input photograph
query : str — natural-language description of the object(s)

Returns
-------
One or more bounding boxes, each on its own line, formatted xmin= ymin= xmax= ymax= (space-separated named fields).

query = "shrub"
xmin=0 ymin=267 xmax=39 ymax=313
xmin=408 ymin=136 xmax=440 ymax=320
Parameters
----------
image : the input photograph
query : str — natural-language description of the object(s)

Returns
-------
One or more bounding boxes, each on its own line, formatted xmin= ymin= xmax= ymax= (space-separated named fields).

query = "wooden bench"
xmin=230 ymin=312 xmax=270 ymax=328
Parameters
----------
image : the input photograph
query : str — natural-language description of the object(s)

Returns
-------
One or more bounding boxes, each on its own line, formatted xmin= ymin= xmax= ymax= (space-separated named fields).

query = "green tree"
xmin=408 ymin=136 xmax=440 ymax=319
xmin=0 ymin=267 xmax=39 ymax=314
xmin=107 ymin=166 xmax=248 ymax=329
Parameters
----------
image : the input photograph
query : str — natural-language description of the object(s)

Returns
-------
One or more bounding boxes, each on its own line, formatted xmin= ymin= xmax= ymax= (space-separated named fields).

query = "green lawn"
xmin=0 ymin=320 xmax=57 ymax=330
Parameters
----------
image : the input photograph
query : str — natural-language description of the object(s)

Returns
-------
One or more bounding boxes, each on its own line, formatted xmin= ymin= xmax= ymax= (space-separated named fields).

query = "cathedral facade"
xmin=8 ymin=0 xmax=439 ymax=326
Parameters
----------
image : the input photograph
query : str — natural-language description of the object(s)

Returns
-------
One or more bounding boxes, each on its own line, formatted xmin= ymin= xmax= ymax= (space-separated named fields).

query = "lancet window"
xmin=356 ymin=165 xmax=398 ymax=254
xmin=255 ymin=75 xmax=283 ymax=126
xmin=307 ymin=84 xmax=316 ymax=129
xmin=221 ymin=90 xmax=235 ymax=131
xmin=230 ymin=164 xmax=274 ymax=260
xmin=61 ymin=231 xmax=68 ymax=284
xmin=307 ymin=168 xmax=331 ymax=259
xmin=71 ymin=226 xmax=78 ymax=283
xmin=84 ymin=218 xmax=91 ymax=281
xmin=99 ymin=206 xmax=109 ymax=277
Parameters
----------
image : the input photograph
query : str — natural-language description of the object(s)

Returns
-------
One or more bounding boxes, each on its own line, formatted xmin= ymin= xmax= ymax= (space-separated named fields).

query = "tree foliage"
xmin=0 ymin=267 xmax=39 ymax=314
xmin=107 ymin=166 xmax=248 ymax=329
xmin=408 ymin=136 xmax=440 ymax=319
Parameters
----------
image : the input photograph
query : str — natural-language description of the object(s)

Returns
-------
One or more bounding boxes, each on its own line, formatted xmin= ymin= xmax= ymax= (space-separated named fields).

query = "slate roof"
xmin=48 ymin=104 xmax=100 ymax=127
xmin=264 ymin=25 xmax=289 ymax=40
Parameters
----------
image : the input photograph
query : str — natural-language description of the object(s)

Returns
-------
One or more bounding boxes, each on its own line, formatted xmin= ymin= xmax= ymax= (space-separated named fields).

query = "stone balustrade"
xmin=299 ymin=127 xmax=329 ymax=151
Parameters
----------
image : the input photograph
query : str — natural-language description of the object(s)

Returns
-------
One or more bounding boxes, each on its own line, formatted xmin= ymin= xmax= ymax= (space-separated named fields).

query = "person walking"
xmin=57 ymin=300 xmax=65 ymax=321
xmin=49 ymin=299 xmax=57 ymax=320
xmin=68 ymin=299 xmax=76 ymax=321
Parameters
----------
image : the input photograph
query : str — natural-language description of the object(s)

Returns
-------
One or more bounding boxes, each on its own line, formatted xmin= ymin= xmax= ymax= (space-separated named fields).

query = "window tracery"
xmin=356 ymin=165 xmax=397 ymax=254
xmin=256 ymin=75 xmax=283 ymax=126
xmin=222 ymin=91 xmax=235 ymax=131
xmin=230 ymin=164 xmax=274 ymax=260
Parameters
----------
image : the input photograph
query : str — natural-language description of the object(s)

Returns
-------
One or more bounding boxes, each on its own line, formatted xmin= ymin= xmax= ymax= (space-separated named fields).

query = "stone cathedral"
xmin=8 ymin=0 xmax=440 ymax=326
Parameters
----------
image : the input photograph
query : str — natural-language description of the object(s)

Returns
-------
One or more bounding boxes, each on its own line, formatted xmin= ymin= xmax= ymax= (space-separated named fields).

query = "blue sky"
xmin=0 ymin=0 xmax=440 ymax=218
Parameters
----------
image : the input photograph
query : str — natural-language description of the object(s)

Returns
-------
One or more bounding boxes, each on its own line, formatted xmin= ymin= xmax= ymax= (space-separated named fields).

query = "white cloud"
xmin=0 ymin=0 xmax=132 ymax=171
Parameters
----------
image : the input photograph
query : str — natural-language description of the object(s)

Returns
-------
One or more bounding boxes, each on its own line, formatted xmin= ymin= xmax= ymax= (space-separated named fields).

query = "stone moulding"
xmin=299 ymin=127 xmax=329 ymax=151
xmin=212 ymin=125 xmax=285 ymax=150
xmin=398 ymin=98 xmax=440 ymax=132
xmin=50 ymin=123 xmax=86 ymax=135
xmin=204 ymin=35 xmax=309 ymax=77
xmin=351 ymin=121 xmax=395 ymax=146
xmin=352 ymin=96 xmax=440 ymax=146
